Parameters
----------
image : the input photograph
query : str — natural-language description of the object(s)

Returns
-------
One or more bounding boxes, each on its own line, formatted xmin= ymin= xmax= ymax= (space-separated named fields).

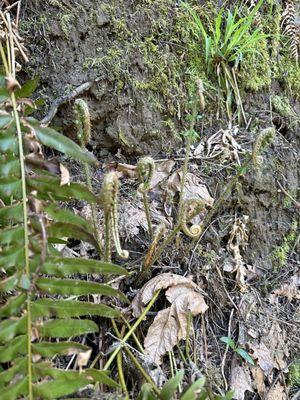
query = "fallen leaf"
xmin=273 ymin=275 xmax=300 ymax=300
xmin=266 ymin=383 xmax=287 ymax=400
xmin=103 ymin=161 xmax=137 ymax=179
xmin=144 ymin=306 xmax=179 ymax=365
xmin=132 ymin=273 xmax=197 ymax=317
xmin=133 ymin=274 xmax=208 ymax=365
xmin=166 ymin=284 xmax=208 ymax=316
xmin=150 ymin=160 xmax=175 ymax=189
xmin=249 ymin=343 xmax=275 ymax=376
xmin=59 ymin=164 xmax=70 ymax=186
xmin=167 ymin=171 xmax=214 ymax=206
xmin=119 ymin=202 xmax=148 ymax=238
xmin=251 ymin=366 xmax=266 ymax=398
xmin=230 ymin=366 xmax=253 ymax=400
xmin=77 ymin=349 xmax=92 ymax=371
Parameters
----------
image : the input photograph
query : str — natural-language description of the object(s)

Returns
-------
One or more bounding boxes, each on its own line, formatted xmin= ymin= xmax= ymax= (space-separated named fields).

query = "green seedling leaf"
xmin=0 ymin=154 xmax=20 ymax=177
xmin=138 ymin=383 xmax=157 ymax=400
xmin=0 ymin=226 xmax=24 ymax=246
xmin=85 ymin=369 xmax=119 ymax=387
xmin=32 ymin=298 xmax=120 ymax=319
xmin=0 ymin=203 xmax=23 ymax=224
xmin=47 ymin=222 xmax=99 ymax=250
xmin=0 ymin=177 xmax=22 ymax=199
xmin=0 ymin=115 xmax=13 ymax=129
xmin=160 ymin=370 xmax=185 ymax=400
xmin=220 ymin=336 xmax=236 ymax=349
xmin=0 ymin=246 xmax=24 ymax=270
xmin=36 ymin=318 xmax=99 ymax=338
xmin=235 ymin=348 xmax=255 ymax=365
xmin=19 ymin=274 xmax=31 ymax=290
xmin=181 ymin=376 xmax=206 ymax=400
xmin=15 ymin=77 xmax=39 ymax=98
xmin=27 ymin=176 xmax=97 ymax=203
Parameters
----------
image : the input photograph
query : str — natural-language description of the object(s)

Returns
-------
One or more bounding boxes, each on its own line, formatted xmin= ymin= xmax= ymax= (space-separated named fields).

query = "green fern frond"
xmin=0 ymin=22 xmax=126 ymax=399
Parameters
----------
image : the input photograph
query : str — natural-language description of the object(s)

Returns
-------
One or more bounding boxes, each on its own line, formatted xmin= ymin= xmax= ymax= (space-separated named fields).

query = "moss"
xmin=289 ymin=361 xmax=300 ymax=388
xmin=271 ymin=95 xmax=293 ymax=117
xmin=240 ymin=38 xmax=272 ymax=92
xmin=272 ymin=220 xmax=298 ymax=269
xmin=278 ymin=57 xmax=300 ymax=99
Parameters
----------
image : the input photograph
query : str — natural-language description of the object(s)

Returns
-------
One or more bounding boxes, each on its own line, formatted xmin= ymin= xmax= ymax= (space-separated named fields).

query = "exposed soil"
xmin=21 ymin=0 xmax=299 ymax=398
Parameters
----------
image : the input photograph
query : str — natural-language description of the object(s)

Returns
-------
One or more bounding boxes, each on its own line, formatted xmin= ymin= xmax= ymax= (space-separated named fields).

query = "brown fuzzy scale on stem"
xmin=137 ymin=156 xmax=155 ymax=237
xmin=252 ymin=127 xmax=275 ymax=167
xmin=101 ymin=172 xmax=129 ymax=260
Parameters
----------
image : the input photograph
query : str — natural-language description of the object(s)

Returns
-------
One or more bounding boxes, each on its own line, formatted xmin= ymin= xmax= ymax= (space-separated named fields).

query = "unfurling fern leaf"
xmin=282 ymin=0 xmax=299 ymax=61
xmin=0 ymin=15 xmax=127 ymax=400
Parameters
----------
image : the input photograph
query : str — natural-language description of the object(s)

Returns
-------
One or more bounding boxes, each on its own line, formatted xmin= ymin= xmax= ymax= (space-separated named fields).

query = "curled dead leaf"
xmin=132 ymin=274 xmax=208 ymax=365
xmin=132 ymin=273 xmax=197 ymax=317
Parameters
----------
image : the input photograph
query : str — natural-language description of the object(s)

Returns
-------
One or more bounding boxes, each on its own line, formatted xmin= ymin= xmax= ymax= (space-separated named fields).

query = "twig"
xmin=277 ymin=180 xmax=300 ymax=210
xmin=41 ymin=81 xmax=93 ymax=126
xmin=221 ymin=309 xmax=234 ymax=391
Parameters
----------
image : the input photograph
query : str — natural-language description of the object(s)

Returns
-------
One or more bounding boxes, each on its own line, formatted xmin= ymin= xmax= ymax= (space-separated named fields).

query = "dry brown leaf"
xmin=166 ymin=285 xmax=208 ymax=341
xmin=119 ymin=202 xmax=148 ymax=238
xmin=273 ymin=275 xmax=300 ymax=300
xmin=132 ymin=273 xmax=197 ymax=317
xmin=251 ymin=366 xmax=266 ymax=398
xmin=266 ymin=383 xmax=287 ymax=400
xmin=144 ymin=306 xmax=179 ymax=365
xmin=134 ymin=274 xmax=208 ymax=365
xmin=77 ymin=349 xmax=92 ymax=372
xmin=249 ymin=343 xmax=275 ymax=376
xmin=230 ymin=366 xmax=253 ymax=400
xmin=103 ymin=161 xmax=137 ymax=179
xmin=59 ymin=164 xmax=70 ymax=186
xmin=167 ymin=171 xmax=214 ymax=206
xmin=166 ymin=284 xmax=208 ymax=316
xmin=150 ymin=160 xmax=175 ymax=188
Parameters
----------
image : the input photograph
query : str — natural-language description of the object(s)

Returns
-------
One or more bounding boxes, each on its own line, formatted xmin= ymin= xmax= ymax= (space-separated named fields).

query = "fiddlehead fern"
xmin=74 ymin=98 xmax=91 ymax=147
xmin=101 ymin=172 xmax=129 ymax=261
xmin=252 ymin=127 xmax=275 ymax=167
xmin=179 ymin=199 xmax=205 ymax=238
xmin=137 ymin=156 xmax=155 ymax=238
xmin=74 ymin=99 xmax=102 ymax=255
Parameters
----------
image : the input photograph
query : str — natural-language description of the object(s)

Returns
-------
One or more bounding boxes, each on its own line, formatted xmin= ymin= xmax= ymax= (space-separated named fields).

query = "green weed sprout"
xmin=182 ymin=0 xmax=266 ymax=124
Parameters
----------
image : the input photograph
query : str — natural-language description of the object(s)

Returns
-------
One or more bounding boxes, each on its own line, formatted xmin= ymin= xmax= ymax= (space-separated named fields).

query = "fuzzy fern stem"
xmin=74 ymin=99 xmax=103 ymax=255
xmin=137 ymin=156 xmax=155 ymax=238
